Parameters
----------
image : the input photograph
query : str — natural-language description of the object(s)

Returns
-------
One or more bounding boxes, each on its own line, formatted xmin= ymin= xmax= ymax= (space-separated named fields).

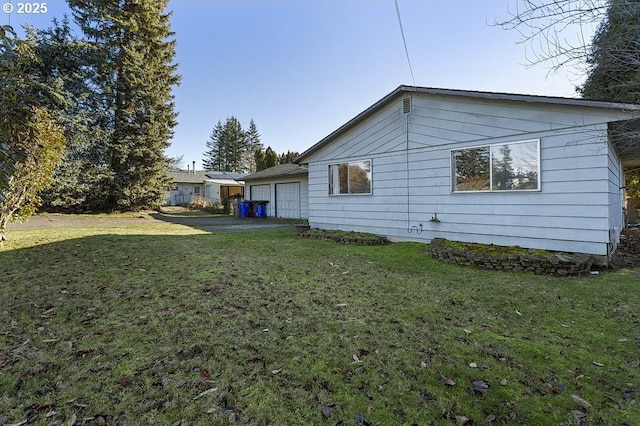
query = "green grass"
xmin=0 ymin=218 xmax=638 ymax=425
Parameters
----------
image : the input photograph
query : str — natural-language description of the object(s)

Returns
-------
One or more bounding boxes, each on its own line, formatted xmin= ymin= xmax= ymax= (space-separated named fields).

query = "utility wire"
xmin=394 ymin=0 xmax=415 ymax=85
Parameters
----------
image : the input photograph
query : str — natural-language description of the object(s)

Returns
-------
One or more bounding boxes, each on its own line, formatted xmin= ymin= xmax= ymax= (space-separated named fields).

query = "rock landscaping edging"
xmin=430 ymin=238 xmax=595 ymax=276
xmin=301 ymin=229 xmax=390 ymax=245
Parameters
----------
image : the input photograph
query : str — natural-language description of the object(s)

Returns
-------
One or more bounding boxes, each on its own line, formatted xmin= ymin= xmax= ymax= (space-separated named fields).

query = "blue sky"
xmin=4 ymin=0 xmax=596 ymax=169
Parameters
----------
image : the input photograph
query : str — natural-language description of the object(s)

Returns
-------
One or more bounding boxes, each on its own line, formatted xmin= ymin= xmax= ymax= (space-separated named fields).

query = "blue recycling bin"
xmin=254 ymin=201 xmax=268 ymax=218
xmin=239 ymin=200 xmax=250 ymax=218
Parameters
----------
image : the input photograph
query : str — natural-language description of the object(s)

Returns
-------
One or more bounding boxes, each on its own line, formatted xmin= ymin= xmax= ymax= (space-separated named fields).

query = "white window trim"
xmin=329 ymin=159 xmax=373 ymax=196
xmin=451 ymin=139 xmax=541 ymax=193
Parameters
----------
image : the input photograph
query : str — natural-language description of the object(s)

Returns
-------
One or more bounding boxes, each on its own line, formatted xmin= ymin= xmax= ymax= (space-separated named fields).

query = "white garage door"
xmin=249 ymin=184 xmax=270 ymax=201
xmin=276 ymin=182 xmax=301 ymax=219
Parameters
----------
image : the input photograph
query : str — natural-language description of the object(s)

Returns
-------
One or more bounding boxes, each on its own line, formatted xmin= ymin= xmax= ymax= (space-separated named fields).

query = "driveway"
xmin=8 ymin=210 xmax=295 ymax=232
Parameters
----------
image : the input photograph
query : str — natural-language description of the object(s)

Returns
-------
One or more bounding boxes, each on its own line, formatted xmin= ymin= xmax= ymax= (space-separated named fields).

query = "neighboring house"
xmin=166 ymin=169 xmax=244 ymax=206
xmin=242 ymin=163 xmax=309 ymax=219
xmin=296 ymin=85 xmax=640 ymax=261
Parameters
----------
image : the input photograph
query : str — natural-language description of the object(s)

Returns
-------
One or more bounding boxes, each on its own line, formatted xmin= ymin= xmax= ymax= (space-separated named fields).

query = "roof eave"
xmin=295 ymin=85 xmax=640 ymax=164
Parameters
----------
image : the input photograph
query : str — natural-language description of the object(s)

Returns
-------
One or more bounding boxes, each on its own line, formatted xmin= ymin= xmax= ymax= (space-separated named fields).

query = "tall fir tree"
xmin=244 ymin=118 xmax=262 ymax=173
xmin=220 ymin=116 xmax=247 ymax=173
xmin=68 ymin=0 xmax=180 ymax=210
xmin=202 ymin=121 xmax=223 ymax=171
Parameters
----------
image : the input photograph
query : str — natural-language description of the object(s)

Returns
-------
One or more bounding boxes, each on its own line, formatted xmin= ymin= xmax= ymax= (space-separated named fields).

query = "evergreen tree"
xmin=203 ymin=117 xmax=252 ymax=172
xmin=580 ymin=0 xmax=640 ymax=103
xmin=244 ymin=118 xmax=262 ymax=173
xmin=254 ymin=148 xmax=266 ymax=172
xmin=0 ymin=27 xmax=67 ymax=243
xmin=202 ymin=121 xmax=223 ymax=171
xmin=26 ymin=18 xmax=112 ymax=210
xmin=279 ymin=150 xmax=300 ymax=164
xmin=220 ymin=116 xmax=246 ymax=173
xmin=264 ymin=146 xmax=279 ymax=169
xmin=579 ymin=0 xmax=640 ymax=197
xmin=68 ymin=0 xmax=180 ymax=211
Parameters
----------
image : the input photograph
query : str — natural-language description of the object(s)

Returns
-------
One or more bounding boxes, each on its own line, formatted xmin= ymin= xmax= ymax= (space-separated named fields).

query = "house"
xmin=241 ymin=163 xmax=309 ymax=219
xmin=295 ymin=85 xmax=640 ymax=261
xmin=166 ymin=169 xmax=245 ymax=206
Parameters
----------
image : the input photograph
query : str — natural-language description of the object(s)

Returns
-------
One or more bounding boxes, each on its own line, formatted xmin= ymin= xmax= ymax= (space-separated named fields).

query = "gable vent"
xmin=402 ymin=97 xmax=411 ymax=114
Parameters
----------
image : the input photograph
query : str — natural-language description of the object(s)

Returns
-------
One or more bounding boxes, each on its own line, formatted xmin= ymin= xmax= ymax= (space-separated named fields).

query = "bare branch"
xmin=494 ymin=0 xmax=608 ymax=73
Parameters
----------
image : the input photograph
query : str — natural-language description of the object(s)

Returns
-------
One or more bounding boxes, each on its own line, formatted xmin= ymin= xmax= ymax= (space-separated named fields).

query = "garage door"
xmin=275 ymin=182 xmax=301 ymax=219
xmin=249 ymin=184 xmax=270 ymax=202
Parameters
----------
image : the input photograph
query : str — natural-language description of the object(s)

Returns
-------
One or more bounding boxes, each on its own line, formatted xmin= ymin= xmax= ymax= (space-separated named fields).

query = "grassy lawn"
xmin=0 ymin=218 xmax=638 ymax=425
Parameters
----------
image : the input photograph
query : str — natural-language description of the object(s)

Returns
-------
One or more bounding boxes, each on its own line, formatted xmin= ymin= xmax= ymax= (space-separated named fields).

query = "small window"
xmin=329 ymin=160 xmax=372 ymax=195
xmin=452 ymin=140 xmax=540 ymax=192
xmin=194 ymin=186 xmax=200 ymax=195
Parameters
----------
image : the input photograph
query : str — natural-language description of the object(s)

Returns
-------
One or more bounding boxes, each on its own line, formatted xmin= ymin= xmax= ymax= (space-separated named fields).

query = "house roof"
xmin=168 ymin=170 xmax=246 ymax=184
xmin=295 ymin=85 xmax=640 ymax=167
xmin=242 ymin=163 xmax=309 ymax=181
xmin=205 ymin=171 xmax=246 ymax=180
xmin=168 ymin=170 xmax=210 ymax=184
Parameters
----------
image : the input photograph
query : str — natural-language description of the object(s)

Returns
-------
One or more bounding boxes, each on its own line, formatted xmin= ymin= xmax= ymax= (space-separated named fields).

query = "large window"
xmin=329 ymin=160 xmax=372 ymax=195
xmin=452 ymin=140 xmax=540 ymax=192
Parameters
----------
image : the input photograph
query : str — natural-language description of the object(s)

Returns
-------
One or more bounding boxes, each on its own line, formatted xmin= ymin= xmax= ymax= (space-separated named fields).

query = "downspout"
xmin=405 ymin=95 xmax=421 ymax=234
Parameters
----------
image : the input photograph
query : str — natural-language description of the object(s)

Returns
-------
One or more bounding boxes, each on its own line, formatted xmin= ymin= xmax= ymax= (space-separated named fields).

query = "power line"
xmin=394 ymin=0 xmax=415 ymax=85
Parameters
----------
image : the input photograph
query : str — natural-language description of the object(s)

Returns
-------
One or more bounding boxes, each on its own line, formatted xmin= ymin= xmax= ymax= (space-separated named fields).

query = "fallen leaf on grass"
xmin=321 ymin=404 xmax=335 ymax=419
xmin=455 ymin=415 xmax=473 ymax=425
xmin=571 ymin=394 xmax=592 ymax=408
xmin=354 ymin=412 xmax=370 ymax=425
xmin=419 ymin=391 xmax=437 ymax=404
xmin=193 ymin=387 xmax=218 ymax=400
xmin=439 ymin=375 xmax=456 ymax=387
xmin=486 ymin=413 xmax=496 ymax=422
xmin=571 ymin=410 xmax=586 ymax=422
xmin=472 ymin=380 xmax=490 ymax=394
xmin=65 ymin=413 xmax=77 ymax=426
xmin=468 ymin=362 xmax=477 ymax=368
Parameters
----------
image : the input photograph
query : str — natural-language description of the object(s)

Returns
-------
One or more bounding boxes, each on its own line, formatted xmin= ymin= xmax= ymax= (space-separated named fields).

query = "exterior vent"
xmin=402 ymin=97 xmax=411 ymax=114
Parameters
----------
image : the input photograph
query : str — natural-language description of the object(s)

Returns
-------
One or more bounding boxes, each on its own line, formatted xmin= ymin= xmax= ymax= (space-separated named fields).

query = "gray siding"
xmin=307 ymin=93 xmax=627 ymax=256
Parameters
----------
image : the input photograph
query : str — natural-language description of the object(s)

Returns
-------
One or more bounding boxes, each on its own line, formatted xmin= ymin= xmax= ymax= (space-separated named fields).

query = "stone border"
xmin=430 ymin=238 xmax=595 ymax=276
xmin=301 ymin=229 xmax=390 ymax=245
